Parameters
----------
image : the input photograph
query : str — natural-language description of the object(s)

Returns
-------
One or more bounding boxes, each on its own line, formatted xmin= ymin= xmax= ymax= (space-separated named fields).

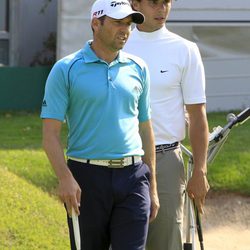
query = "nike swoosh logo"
xmin=160 ymin=70 xmax=168 ymax=73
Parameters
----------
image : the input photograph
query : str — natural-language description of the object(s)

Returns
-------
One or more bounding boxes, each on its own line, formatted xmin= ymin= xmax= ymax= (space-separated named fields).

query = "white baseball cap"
xmin=91 ymin=0 xmax=144 ymax=24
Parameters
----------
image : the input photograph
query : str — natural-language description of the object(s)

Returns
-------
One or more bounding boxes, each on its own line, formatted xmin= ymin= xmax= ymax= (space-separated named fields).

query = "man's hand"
xmin=42 ymin=119 xmax=82 ymax=217
xmin=185 ymin=104 xmax=209 ymax=214
xmin=186 ymin=170 xmax=209 ymax=214
xmin=149 ymin=187 xmax=160 ymax=222
xmin=139 ymin=120 xmax=159 ymax=222
xmin=57 ymin=174 xmax=82 ymax=217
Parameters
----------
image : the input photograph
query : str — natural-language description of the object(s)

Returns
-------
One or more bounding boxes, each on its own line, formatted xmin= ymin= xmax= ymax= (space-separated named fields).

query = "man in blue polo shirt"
xmin=41 ymin=0 xmax=159 ymax=249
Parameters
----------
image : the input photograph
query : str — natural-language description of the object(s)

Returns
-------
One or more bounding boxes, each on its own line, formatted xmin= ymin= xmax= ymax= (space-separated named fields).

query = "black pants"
xmin=67 ymin=160 xmax=151 ymax=250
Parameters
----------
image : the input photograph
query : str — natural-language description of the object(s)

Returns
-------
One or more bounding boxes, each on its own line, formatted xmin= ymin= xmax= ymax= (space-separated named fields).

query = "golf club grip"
xmin=183 ymin=243 xmax=192 ymax=250
xmin=72 ymin=209 xmax=81 ymax=250
xmin=195 ymin=207 xmax=204 ymax=242
xmin=236 ymin=107 xmax=250 ymax=124
xmin=193 ymin=203 xmax=205 ymax=250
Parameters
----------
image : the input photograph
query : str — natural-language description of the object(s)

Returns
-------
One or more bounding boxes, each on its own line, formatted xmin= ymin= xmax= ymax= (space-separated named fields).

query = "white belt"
xmin=68 ymin=156 xmax=142 ymax=168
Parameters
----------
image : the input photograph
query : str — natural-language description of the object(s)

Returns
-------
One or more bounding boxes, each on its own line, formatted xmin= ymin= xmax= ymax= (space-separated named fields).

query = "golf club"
xmin=182 ymin=107 xmax=250 ymax=250
xmin=72 ymin=208 xmax=81 ymax=250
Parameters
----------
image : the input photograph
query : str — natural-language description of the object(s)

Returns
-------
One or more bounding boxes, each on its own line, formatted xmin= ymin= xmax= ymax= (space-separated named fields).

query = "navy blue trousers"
xmin=67 ymin=159 xmax=151 ymax=250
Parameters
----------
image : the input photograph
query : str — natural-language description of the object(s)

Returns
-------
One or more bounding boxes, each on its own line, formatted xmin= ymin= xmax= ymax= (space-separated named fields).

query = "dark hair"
xmin=91 ymin=15 xmax=106 ymax=33
xmin=98 ymin=15 xmax=106 ymax=25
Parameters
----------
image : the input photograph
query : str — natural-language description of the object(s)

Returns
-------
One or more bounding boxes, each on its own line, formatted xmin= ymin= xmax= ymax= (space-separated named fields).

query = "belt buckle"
xmin=108 ymin=159 xmax=125 ymax=168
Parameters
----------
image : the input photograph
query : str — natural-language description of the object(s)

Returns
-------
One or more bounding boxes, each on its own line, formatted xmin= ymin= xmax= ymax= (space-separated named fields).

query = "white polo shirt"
xmin=124 ymin=26 xmax=206 ymax=145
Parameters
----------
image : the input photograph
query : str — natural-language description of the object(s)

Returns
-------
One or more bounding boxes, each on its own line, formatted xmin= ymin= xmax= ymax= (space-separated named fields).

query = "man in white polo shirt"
xmin=124 ymin=0 xmax=210 ymax=249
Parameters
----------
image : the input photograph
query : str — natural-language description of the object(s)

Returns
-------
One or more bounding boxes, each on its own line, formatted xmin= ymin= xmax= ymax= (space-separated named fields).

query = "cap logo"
xmin=93 ymin=9 xmax=104 ymax=18
xmin=110 ymin=1 xmax=130 ymax=7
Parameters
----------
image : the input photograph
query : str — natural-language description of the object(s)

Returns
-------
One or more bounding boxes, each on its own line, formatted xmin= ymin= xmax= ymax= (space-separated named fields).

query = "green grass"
xmin=182 ymin=110 xmax=250 ymax=194
xmin=0 ymin=110 xmax=249 ymax=249
xmin=0 ymin=168 xmax=69 ymax=250
xmin=205 ymin=111 xmax=250 ymax=194
xmin=0 ymin=112 xmax=70 ymax=249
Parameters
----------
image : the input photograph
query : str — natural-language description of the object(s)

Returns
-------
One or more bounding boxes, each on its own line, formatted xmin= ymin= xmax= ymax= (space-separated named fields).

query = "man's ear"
xmin=91 ymin=18 xmax=99 ymax=32
xmin=131 ymin=0 xmax=140 ymax=11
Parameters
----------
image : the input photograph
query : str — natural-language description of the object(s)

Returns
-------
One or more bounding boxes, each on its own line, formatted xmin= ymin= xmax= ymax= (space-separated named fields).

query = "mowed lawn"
xmin=0 ymin=112 xmax=70 ymax=250
xmin=0 ymin=110 xmax=249 ymax=249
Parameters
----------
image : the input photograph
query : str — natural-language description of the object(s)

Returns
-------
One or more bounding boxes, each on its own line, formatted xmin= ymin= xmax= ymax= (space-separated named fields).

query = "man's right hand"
xmin=149 ymin=187 xmax=160 ymax=222
xmin=58 ymin=173 xmax=82 ymax=216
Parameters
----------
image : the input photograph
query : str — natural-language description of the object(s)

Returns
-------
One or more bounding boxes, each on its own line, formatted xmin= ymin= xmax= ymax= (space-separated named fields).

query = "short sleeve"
xmin=181 ymin=43 xmax=206 ymax=105
xmin=40 ymin=61 xmax=69 ymax=121
xmin=138 ymin=63 xmax=151 ymax=122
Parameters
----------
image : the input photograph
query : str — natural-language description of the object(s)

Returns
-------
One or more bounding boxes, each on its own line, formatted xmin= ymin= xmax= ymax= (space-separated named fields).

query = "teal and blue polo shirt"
xmin=41 ymin=41 xmax=151 ymax=159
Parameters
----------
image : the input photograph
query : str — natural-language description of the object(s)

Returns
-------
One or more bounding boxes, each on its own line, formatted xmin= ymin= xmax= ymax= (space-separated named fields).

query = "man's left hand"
xmin=149 ymin=188 xmax=160 ymax=222
xmin=186 ymin=170 xmax=210 ymax=214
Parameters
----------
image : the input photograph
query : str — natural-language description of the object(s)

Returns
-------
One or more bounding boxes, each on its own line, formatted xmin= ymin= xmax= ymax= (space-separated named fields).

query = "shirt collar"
xmin=81 ymin=41 xmax=100 ymax=63
xmin=117 ymin=50 xmax=130 ymax=64
xmin=82 ymin=40 xmax=130 ymax=64
xmin=133 ymin=25 xmax=169 ymax=40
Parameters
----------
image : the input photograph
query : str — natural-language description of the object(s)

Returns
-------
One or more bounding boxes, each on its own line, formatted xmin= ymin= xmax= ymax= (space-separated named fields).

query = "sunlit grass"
xmin=0 ymin=110 xmax=249 ymax=249
xmin=0 ymin=168 xmax=70 ymax=250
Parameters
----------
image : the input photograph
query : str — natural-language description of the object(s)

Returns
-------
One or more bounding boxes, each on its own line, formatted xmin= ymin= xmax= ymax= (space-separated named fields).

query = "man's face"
xmin=93 ymin=15 xmax=133 ymax=52
xmin=133 ymin=0 xmax=172 ymax=32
